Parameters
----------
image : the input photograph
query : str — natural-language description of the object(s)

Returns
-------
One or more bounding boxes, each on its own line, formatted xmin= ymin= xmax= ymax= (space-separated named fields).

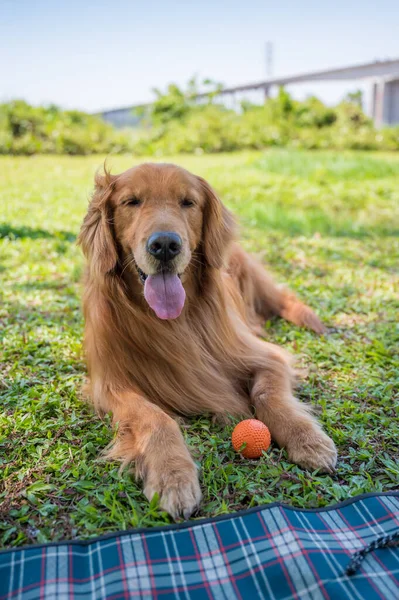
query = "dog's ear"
xmin=78 ymin=171 xmax=118 ymax=276
xmin=198 ymin=176 xmax=236 ymax=269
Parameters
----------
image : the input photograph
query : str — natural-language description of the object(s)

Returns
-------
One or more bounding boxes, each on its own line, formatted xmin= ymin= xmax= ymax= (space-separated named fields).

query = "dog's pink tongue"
xmin=144 ymin=273 xmax=186 ymax=320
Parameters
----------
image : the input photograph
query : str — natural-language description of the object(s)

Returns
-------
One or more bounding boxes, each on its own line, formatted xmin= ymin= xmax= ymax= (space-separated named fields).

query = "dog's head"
xmin=78 ymin=163 xmax=235 ymax=320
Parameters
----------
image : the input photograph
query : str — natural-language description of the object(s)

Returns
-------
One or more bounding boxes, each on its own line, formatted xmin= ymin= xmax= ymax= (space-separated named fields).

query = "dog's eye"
xmin=181 ymin=198 xmax=194 ymax=207
xmin=125 ymin=197 xmax=141 ymax=207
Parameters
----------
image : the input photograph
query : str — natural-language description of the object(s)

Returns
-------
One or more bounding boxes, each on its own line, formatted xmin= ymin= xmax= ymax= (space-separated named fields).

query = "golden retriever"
xmin=78 ymin=163 xmax=337 ymax=519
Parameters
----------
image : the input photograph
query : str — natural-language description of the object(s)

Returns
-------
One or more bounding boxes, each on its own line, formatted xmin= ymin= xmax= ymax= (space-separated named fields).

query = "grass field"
xmin=1 ymin=150 xmax=398 ymax=548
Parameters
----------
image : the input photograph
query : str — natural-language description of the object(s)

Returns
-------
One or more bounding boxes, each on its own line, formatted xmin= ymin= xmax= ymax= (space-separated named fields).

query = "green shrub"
xmin=0 ymin=100 xmax=132 ymax=155
xmin=133 ymin=81 xmax=399 ymax=155
xmin=1 ymin=84 xmax=399 ymax=156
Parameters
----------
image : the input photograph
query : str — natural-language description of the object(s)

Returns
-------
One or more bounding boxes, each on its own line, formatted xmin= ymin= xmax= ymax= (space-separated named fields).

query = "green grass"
xmin=1 ymin=149 xmax=398 ymax=548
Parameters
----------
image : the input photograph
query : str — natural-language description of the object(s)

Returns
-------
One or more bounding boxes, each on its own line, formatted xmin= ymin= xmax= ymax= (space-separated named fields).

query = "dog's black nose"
xmin=147 ymin=232 xmax=182 ymax=262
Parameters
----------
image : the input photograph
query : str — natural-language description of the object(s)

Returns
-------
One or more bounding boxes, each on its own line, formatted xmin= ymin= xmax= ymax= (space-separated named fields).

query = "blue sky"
xmin=1 ymin=0 xmax=398 ymax=112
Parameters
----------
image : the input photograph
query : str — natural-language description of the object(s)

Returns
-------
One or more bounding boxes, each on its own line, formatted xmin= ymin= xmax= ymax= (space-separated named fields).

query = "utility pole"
xmin=265 ymin=41 xmax=273 ymax=100
xmin=266 ymin=41 xmax=273 ymax=78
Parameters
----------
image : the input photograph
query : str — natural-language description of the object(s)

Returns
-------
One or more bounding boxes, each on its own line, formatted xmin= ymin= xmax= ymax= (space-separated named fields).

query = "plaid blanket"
xmin=1 ymin=492 xmax=398 ymax=599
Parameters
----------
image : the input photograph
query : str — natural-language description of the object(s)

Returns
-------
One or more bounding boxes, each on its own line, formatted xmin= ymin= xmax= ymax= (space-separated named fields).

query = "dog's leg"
xmin=228 ymin=244 xmax=326 ymax=334
xmin=100 ymin=388 xmax=201 ymax=519
xmin=249 ymin=343 xmax=337 ymax=472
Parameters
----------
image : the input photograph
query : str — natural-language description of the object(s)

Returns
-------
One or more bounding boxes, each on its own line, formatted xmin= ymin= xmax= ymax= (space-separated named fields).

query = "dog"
xmin=78 ymin=163 xmax=337 ymax=519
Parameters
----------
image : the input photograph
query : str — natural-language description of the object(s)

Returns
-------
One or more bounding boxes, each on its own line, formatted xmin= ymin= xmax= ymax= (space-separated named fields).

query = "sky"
xmin=1 ymin=0 xmax=398 ymax=113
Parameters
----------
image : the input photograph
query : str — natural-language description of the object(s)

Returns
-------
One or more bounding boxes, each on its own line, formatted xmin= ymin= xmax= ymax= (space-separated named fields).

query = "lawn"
xmin=1 ymin=150 xmax=398 ymax=548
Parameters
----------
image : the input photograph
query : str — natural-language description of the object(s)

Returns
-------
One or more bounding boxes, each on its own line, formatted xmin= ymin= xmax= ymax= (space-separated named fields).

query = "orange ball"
xmin=232 ymin=419 xmax=271 ymax=459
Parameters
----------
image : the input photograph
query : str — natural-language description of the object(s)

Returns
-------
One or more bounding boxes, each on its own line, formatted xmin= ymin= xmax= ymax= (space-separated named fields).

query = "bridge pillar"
xmin=371 ymin=77 xmax=399 ymax=126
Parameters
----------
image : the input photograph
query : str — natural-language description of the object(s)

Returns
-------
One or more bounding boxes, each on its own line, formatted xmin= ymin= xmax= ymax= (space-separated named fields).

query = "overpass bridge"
xmin=99 ymin=58 xmax=399 ymax=127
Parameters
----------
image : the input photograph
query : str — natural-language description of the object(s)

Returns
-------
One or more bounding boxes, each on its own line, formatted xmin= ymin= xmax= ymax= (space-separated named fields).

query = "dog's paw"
xmin=159 ymin=475 xmax=202 ymax=520
xmin=144 ymin=460 xmax=202 ymax=520
xmin=286 ymin=426 xmax=337 ymax=473
xmin=298 ymin=306 xmax=327 ymax=335
xmin=281 ymin=300 xmax=326 ymax=335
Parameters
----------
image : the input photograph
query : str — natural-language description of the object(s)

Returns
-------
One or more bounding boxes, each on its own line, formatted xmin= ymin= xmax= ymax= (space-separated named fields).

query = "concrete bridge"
xmin=99 ymin=58 xmax=399 ymax=127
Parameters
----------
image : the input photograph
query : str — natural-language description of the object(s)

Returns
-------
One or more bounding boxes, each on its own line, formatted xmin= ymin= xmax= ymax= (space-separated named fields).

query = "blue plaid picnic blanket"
xmin=1 ymin=492 xmax=398 ymax=599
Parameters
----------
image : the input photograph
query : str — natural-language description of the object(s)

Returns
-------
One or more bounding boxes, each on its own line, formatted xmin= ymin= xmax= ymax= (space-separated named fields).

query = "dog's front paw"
xmin=144 ymin=459 xmax=202 ymax=520
xmin=286 ymin=426 xmax=337 ymax=473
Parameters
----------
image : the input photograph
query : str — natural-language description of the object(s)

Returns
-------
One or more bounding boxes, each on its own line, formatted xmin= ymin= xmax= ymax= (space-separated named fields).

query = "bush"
xmin=1 ymin=84 xmax=399 ymax=156
xmin=133 ymin=82 xmax=399 ymax=155
xmin=0 ymin=100 xmax=132 ymax=155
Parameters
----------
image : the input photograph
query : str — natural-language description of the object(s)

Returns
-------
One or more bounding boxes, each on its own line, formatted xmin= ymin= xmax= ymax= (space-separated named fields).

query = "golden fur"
xmin=78 ymin=163 xmax=337 ymax=519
